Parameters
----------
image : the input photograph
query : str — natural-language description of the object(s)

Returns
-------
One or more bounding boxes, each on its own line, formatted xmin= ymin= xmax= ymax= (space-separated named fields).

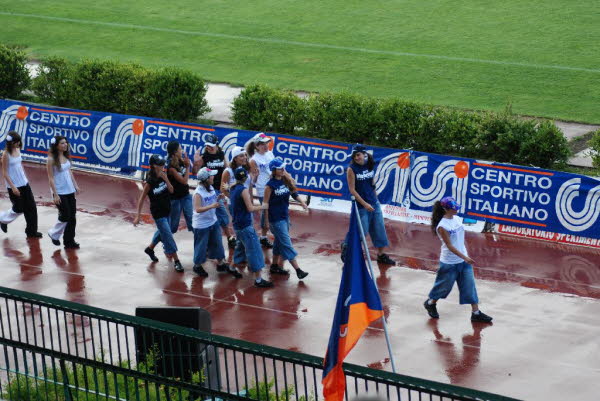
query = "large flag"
xmin=322 ymin=205 xmax=384 ymax=401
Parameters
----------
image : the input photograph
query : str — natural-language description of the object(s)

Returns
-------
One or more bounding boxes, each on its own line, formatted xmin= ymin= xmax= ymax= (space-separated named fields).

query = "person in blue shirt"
xmin=263 ymin=158 xmax=309 ymax=280
xmin=342 ymin=144 xmax=395 ymax=265
xmin=230 ymin=166 xmax=273 ymax=288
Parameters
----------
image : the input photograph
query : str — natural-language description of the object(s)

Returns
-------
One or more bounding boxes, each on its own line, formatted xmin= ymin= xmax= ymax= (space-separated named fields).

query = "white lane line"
xmin=3 ymin=11 xmax=600 ymax=74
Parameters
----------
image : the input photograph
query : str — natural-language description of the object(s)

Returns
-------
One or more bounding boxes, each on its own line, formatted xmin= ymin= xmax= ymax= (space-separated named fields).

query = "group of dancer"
xmin=1 ymin=132 xmax=80 ymax=249
xmin=1 ymin=132 xmax=492 ymax=320
xmin=133 ymin=133 xmax=309 ymax=288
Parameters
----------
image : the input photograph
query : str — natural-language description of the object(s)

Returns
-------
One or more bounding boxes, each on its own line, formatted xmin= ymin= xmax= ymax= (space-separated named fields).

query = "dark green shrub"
xmin=31 ymin=56 xmax=74 ymax=107
xmin=588 ymin=129 xmax=600 ymax=169
xmin=377 ymin=99 xmax=429 ymax=149
xmin=0 ymin=44 xmax=31 ymax=99
xmin=518 ymin=120 xmax=570 ymax=168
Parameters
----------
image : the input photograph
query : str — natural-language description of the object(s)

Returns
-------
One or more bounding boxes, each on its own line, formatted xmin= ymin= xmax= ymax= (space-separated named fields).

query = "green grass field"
xmin=1 ymin=0 xmax=599 ymax=123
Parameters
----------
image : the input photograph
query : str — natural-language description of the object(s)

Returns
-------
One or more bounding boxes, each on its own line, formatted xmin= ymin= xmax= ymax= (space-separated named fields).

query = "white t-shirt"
xmin=192 ymin=185 xmax=218 ymax=229
xmin=251 ymin=151 xmax=274 ymax=197
xmin=436 ymin=217 xmax=468 ymax=265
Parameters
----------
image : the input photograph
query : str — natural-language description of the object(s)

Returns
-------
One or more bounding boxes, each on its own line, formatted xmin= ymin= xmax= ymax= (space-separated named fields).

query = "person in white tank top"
xmin=0 ymin=131 xmax=42 ymax=238
xmin=191 ymin=167 xmax=242 ymax=278
xmin=423 ymin=197 xmax=493 ymax=323
xmin=247 ymin=133 xmax=277 ymax=248
xmin=46 ymin=136 xmax=80 ymax=249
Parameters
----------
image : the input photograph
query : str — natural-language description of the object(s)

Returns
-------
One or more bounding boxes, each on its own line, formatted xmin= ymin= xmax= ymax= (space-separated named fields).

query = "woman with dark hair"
xmin=191 ymin=167 xmax=242 ymax=278
xmin=0 ymin=131 xmax=42 ymax=238
xmin=134 ymin=154 xmax=184 ymax=272
xmin=193 ymin=134 xmax=236 ymax=249
xmin=144 ymin=141 xmax=192 ymax=262
xmin=262 ymin=157 xmax=309 ymax=280
xmin=247 ymin=133 xmax=275 ymax=248
xmin=423 ymin=197 xmax=492 ymax=323
xmin=342 ymin=144 xmax=395 ymax=265
xmin=230 ymin=166 xmax=273 ymax=288
xmin=47 ymin=135 xmax=80 ymax=249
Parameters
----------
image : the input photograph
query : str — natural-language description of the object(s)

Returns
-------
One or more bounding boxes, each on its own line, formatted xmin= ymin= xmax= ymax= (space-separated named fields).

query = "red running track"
xmin=1 ymin=163 xmax=599 ymax=401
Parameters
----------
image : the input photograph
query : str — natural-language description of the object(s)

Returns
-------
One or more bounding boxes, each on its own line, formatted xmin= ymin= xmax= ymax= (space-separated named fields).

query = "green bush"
xmin=590 ymin=129 xmax=600 ymax=169
xmin=32 ymin=57 xmax=209 ymax=120
xmin=231 ymin=84 xmax=571 ymax=169
xmin=0 ymin=44 xmax=31 ymax=99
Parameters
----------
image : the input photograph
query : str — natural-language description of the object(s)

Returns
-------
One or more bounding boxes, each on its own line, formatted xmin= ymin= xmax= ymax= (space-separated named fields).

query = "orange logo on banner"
xmin=132 ymin=119 xmax=144 ymax=135
xmin=454 ymin=161 xmax=469 ymax=178
xmin=16 ymin=106 xmax=28 ymax=120
xmin=268 ymin=136 xmax=275 ymax=151
xmin=397 ymin=152 xmax=410 ymax=169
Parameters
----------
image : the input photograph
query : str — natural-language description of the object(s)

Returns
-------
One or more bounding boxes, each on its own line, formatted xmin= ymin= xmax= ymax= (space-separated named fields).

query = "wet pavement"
xmin=1 ymin=163 xmax=599 ymax=401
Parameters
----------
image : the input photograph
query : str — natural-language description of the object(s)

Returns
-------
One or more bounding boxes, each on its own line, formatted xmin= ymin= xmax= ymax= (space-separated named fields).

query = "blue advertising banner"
xmin=1 ymin=99 xmax=599 ymax=240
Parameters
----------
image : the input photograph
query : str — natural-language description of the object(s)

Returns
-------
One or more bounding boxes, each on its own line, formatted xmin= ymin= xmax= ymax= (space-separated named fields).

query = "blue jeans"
xmin=344 ymin=202 xmax=389 ymax=248
xmin=428 ymin=261 xmax=479 ymax=304
xmin=154 ymin=217 xmax=178 ymax=255
xmin=258 ymin=196 xmax=267 ymax=231
xmin=214 ymin=190 xmax=230 ymax=227
xmin=271 ymin=219 xmax=297 ymax=261
xmin=151 ymin=195 xmax=193 ymax=245
xmin=193 ymin=222 xmax=225 ymax=265
xmin=234 ymin=225 xmax=264 ymax=272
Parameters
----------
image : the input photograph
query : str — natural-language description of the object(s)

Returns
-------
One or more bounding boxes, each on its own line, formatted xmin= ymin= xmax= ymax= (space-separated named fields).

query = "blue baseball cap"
xmin=268 ymin=157 xmax=286 ymax=171
xmin=351 ymin=143 xmax=367 ymax=157
xmin=234 ymin=166 xmax=248 ymax=181
xmin=440 ymin=196 xmax=460 ymax=211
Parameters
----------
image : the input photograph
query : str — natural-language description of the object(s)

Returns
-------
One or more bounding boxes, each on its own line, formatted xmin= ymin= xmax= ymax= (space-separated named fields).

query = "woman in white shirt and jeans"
xmin=424 ymin=196 xmax=492 ymax=323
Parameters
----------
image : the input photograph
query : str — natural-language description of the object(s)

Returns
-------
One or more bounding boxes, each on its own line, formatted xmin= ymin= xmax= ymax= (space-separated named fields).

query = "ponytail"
xmin=246 ymin=142 xmax=258 ymax=158
xmin=431 ymin=201 xmax=445 ymax=235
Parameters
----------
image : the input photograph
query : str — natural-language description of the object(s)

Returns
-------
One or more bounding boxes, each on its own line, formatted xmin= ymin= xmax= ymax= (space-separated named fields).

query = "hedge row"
xmin=0 ymin=44 xmax=210 ymax=121
xmin=32 ymin=58 xmax=210 ymax=121
xmin=590 ymin=130 xmax=600 ymax=169
xmin=232 ymin=84 xmax=571 ymax=169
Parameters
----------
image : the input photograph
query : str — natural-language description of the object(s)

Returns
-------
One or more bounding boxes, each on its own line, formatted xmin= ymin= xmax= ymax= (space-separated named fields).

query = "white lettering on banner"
xmin=468 ymin=199 xmax=549 ymax=220
xmin=29 ymin=111 xmax=91 ymax=128
xmin=470 ymin=183 xmax=551 ymax=205
xmin=28 ymin=123 xmax=90 ymax=140
xmin=292 ymin=174 xmax=344 ymax=191
xmin=276 ymin=142 xmax=348 ymax=162
xmin=471 ymin=167 xmax=552 ymax=189
xmin=144 ymin=124 xmax=203 ymax=142
xmin=141 ymin=140 xmax=202 ymax=158
xmin=281 ymin=157 xmax=345 ymax=176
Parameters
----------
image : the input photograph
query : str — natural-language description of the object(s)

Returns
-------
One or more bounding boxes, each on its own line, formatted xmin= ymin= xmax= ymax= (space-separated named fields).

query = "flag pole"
xmin=351 ymin=197 xmax=397 ymax=373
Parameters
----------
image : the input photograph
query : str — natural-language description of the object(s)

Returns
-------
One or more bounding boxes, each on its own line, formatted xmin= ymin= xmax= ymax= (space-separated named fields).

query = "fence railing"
xmin=0 ymin=286 xmax=519 ymax=401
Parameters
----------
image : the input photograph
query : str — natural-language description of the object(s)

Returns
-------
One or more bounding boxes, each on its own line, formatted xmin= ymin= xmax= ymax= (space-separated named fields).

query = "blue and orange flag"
xmin=322 ymin=205 xmax=384 ymax=401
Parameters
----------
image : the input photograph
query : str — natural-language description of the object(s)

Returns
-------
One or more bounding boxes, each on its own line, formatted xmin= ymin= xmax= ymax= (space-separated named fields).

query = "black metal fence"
xmin=0 ymin=286 xmax=519 ymax=401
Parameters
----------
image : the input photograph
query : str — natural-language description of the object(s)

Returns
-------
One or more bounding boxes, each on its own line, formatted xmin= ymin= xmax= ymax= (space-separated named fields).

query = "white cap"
xmin=230 ymin=146 xmax=246 ymax=161
xmin=253 ymin=133 xmax=271 ymax=144
xmin=197 ymin=167 xmax=218 ymax=182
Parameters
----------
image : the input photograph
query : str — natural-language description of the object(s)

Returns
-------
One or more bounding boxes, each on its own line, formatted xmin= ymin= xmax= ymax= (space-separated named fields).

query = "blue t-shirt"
xmin=231 ymin=184 xmax=252 ymax=230
xmin=350 ymin=162 xmax=377 ymax=209
xmin=266 ymin=178 xmax=290 ymax=223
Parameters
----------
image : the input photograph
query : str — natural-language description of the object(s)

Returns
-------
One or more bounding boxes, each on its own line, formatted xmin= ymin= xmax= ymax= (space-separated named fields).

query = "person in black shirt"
xmin=193 ymin=134 xmax=237 ymax=251
xmin=144 ymin=141 xmax=192 ymax=261
xmin=134 ymin=154 xmax=184 ymax=272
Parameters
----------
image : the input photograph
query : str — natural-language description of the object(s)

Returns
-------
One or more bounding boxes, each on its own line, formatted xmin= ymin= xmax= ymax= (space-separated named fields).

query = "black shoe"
xmin=1 ymin=223 xmax=7 ymax=233
xmin=260 ymin=237 xmax=273 ymax=249
xmin=193 ymin=264 xmax=208 ymax=277
xmin=254 ymin=278 xmax=274 ymax=288
xmin=227 ymin=236 xmax=237 ymax=248
xmin=216 ymin=263 xmax=228 ymax=272
xmin=471 ymin=311 xmax=493 ymax=323
xmin=174 ymin=260 xmax=184 ymax=272
xmin=269 ymin=264 xmax=289 ymax=275
xmin=224 ymin=265 xmax=242 ymax=278
xmin=64 ymin=242 xmax=80 ymax=249
xmin=377 ymin=253 xmax=396 ymax=265
xmin=340 ymin=242 xmax=347 ymax=263
xmin=144 ymin=247 xmax=158 ymax=262
xmin=48 ymin=234 xmax=60 ymax=246
xmin=424 ymin=300 xmax=439 ymax=319
xmin=27 ymin=232 xmax=43 ymax=238
xmin=295 ymin=269 xmax=309 ymax=280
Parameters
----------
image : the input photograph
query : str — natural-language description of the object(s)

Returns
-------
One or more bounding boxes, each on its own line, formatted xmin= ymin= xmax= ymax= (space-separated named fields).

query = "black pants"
xmin=8 ymin=184 xmax=38 ymax=236
xmin=57 ymin=193 xmax=77 ymax=244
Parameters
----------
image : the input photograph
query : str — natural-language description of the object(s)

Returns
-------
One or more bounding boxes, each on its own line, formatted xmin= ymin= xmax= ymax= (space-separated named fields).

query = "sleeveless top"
xmin=167 ymin=159 xmax=190 ymax=200
xmin=53 ymin=160 xmax=76 ymax=195
xmin=6 ymin=154 xmax=28 ymax=188
xmin=202 ymin=150 xmax=226 ymax=190
xmin=192 ymin=185 xmax=218 ymax=229
xmin=251 ymin=151 xmax=274 ymax=197
xmin=224 ymin=167 xmax=251 ymax=189
xmin=266 ymin=178 xmax=290 ymax=223
xmin=146 ymin=175 xmax=171 ymax=219
xmin=350 ymin=162 xmax=377 ymax=209
xmin=231 ymin=184 xmax=252 ymax=230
